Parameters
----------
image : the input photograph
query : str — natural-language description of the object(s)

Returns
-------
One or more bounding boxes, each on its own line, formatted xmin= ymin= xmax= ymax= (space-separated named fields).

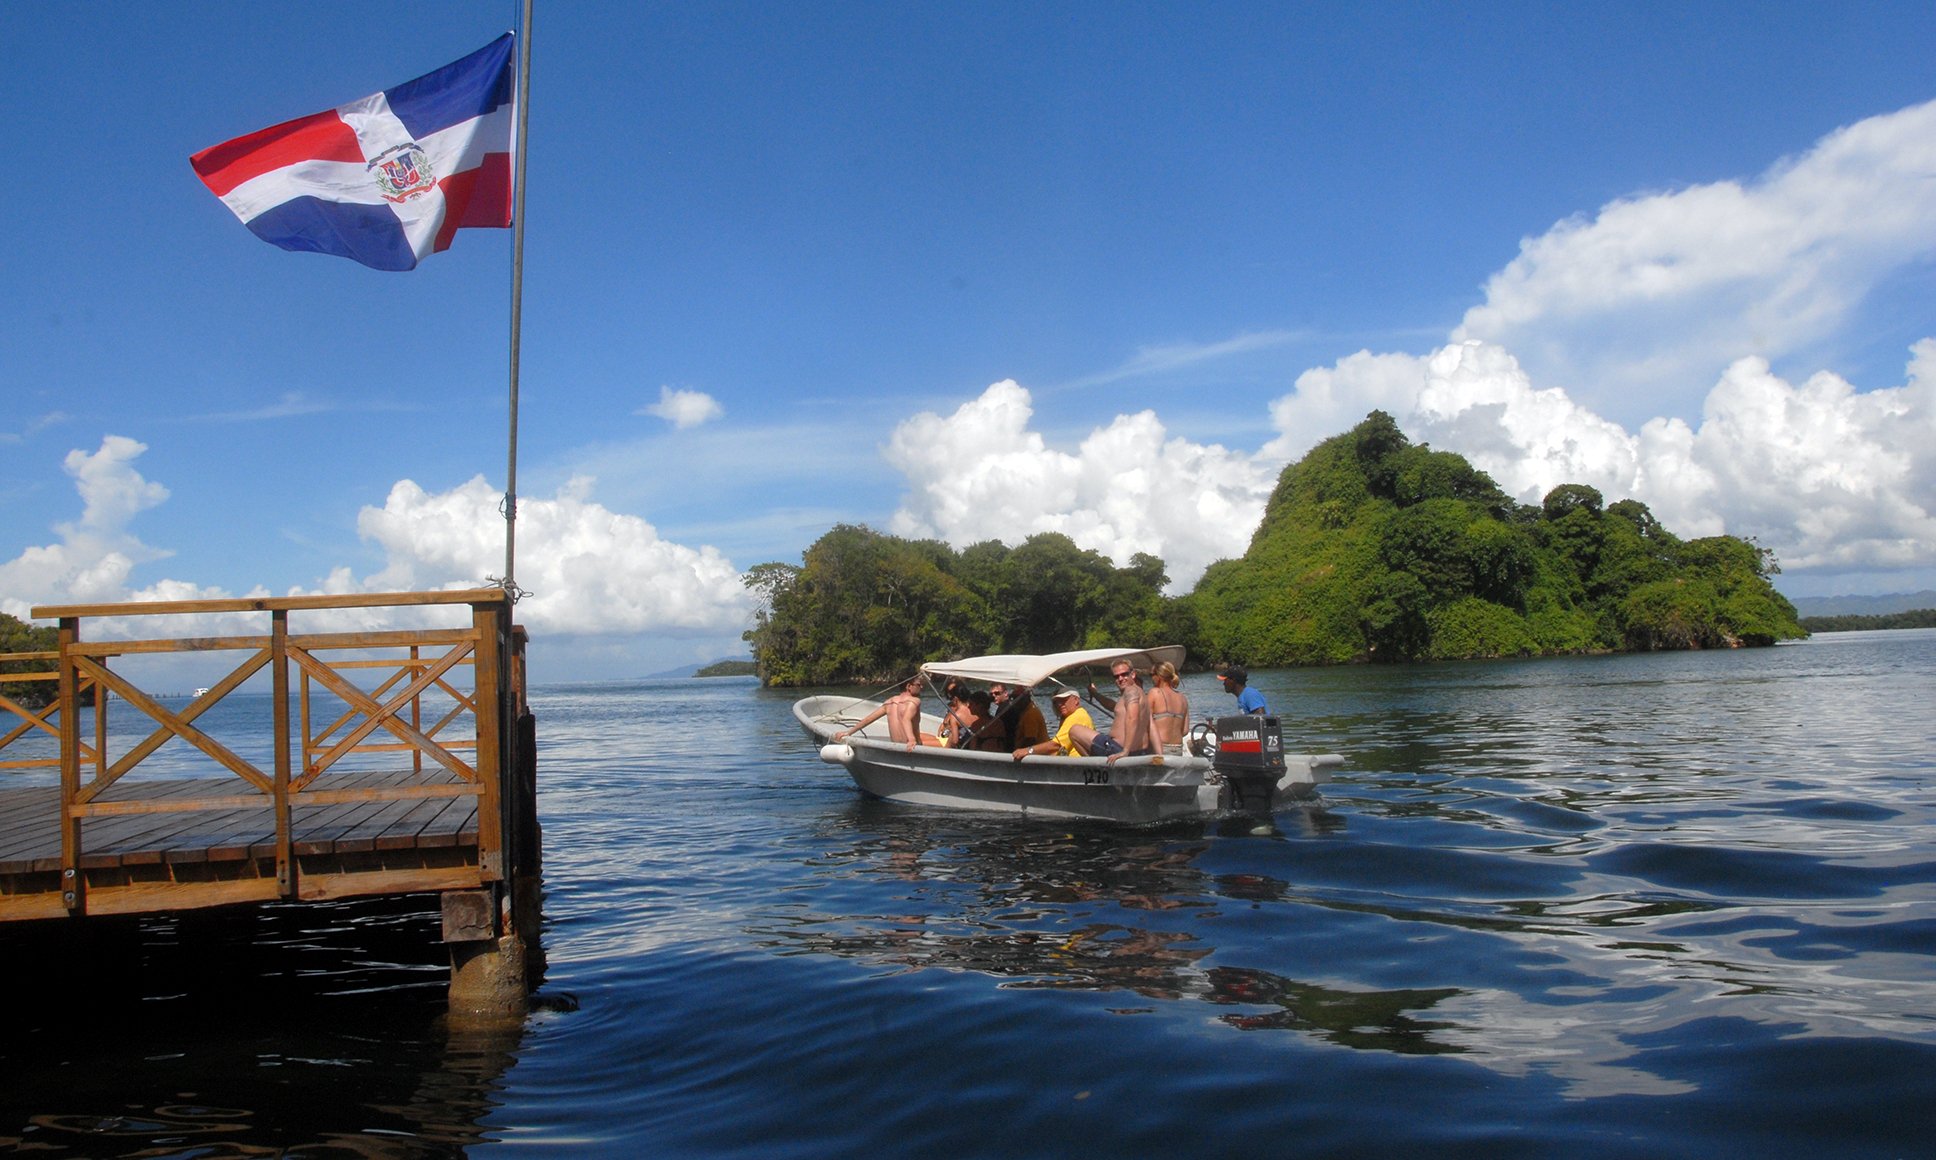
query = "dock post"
xmin=447 ymin=916 xmax=528 ymax=1023
xmin=446 ymin=602 xmax=536 ymax=1023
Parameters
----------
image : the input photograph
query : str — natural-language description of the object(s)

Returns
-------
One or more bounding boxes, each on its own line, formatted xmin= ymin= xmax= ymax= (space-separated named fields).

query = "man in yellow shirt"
xmin=1015 ymin=688 xmax=1092 ymax=760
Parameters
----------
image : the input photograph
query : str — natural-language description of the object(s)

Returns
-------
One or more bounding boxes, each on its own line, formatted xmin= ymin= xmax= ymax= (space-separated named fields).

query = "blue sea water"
xmin=2 ymin=630 xmax=1933 ymax=1156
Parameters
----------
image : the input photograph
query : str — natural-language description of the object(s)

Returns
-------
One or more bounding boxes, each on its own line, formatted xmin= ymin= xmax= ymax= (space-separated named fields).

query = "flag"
xmin=191 ymin=35 xmax=516 ymax=272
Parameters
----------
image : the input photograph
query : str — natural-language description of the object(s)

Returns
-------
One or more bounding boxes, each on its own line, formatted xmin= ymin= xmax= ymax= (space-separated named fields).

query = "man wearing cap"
xmin=1016 ymin=688 xmax=1092 ymax=760
xmin=1219 ymin=665 xmax=1268 ymax=715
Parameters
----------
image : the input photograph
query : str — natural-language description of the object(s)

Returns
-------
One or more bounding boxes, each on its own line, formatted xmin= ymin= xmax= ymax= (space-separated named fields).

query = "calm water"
xmin=2 ymin=630 xmax=1933 ymax=1156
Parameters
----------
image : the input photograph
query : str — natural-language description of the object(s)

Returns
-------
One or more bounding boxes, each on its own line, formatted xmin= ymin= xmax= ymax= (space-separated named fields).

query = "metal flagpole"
xmin=503 ymin=0 xmax=535 ymax=597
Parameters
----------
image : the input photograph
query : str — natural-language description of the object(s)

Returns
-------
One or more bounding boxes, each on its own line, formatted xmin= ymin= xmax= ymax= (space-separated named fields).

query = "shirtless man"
xmin=835 ymin=676 xmax=927 ymax=751
xmin=1084 ymin=660 xmax=1155 ymax=762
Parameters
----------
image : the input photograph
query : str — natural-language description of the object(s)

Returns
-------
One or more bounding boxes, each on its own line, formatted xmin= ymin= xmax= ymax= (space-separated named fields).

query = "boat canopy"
xmin=920 ymin=646 xmax=1186 ymax=689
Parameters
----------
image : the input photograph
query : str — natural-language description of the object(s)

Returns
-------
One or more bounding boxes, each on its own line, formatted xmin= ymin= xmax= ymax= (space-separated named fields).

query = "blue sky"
xmin=5 ymin=2 xmax=1935 ymax=679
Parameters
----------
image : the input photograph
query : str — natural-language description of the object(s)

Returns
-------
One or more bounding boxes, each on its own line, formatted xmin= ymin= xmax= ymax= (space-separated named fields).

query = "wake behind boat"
xmin=793 ymin=646 xmax=1344 ymax=822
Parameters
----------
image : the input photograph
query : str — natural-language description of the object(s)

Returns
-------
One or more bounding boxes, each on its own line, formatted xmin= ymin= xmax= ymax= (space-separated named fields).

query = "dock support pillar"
xmin=448 ymin=932 xmax=529 ymax=1022
xmin=444 ymin=888 xmax=530 ymax=1022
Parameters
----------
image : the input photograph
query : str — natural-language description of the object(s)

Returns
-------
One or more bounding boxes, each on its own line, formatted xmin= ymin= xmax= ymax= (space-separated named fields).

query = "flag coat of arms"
xmin=192 ymin=35 xmax=516 ymax=272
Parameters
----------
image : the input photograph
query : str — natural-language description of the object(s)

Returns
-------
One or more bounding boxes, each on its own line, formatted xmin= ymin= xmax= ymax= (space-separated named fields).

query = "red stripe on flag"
xmin=431 ymin=153 xmax=514 ymax=252
xmin=191 ymin=110 xmax=364 ymax=198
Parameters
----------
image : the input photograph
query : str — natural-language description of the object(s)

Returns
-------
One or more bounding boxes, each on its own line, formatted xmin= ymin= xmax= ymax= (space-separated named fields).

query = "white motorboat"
xmin=793 ymin=646 xmax=1344 ymax=822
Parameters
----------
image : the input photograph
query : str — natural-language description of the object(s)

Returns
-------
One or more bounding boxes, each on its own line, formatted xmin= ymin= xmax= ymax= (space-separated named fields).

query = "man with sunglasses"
xmin=1083 ymin=661 xmax=1155 ymax=761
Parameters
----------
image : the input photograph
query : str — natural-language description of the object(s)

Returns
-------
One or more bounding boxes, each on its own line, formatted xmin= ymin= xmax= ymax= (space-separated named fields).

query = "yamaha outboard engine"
xmin=1211 ymin=715 xmax=1285 ymax=812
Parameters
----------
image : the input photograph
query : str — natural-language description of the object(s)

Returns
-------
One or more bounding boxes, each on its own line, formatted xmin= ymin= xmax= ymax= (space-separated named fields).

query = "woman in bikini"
xmin=1149 ymin=661 xmax=1191 ymax=755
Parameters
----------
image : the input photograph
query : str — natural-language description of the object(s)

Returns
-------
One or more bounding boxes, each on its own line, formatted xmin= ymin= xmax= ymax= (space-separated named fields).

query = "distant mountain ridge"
xmin=1788 ymin=591 xmax=1936 ymax=617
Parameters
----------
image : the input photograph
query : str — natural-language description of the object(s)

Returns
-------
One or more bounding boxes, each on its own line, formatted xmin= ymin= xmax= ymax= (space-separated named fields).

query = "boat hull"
xmin=794 ymin=695 xmax=1339 ymax=822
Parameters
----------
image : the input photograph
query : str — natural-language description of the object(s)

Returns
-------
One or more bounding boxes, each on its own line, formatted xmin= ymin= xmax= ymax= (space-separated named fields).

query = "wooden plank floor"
xmin=0 ymin=768 xmax=480 ymax=879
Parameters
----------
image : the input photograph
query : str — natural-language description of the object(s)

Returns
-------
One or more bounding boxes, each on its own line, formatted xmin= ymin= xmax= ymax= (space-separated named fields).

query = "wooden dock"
xmin=0 ymin=768 xmax=483 ymax=919
xmin=0 ymin=590 xmax=538 ymax=1012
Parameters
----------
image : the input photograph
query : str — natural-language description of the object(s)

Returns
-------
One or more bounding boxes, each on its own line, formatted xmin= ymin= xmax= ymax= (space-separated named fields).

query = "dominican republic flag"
xmin=191 ymin=35 xmax=516 ymax=272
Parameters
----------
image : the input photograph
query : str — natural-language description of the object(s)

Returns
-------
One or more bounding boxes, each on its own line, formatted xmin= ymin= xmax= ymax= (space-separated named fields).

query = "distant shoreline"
xmin=1799 ymin=609 xmax=1936 ymax=633
xmin=694 ymin=660 xmax=758 ymax=678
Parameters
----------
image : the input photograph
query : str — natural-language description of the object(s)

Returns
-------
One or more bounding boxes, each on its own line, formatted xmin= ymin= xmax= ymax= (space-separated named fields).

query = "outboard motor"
xmin=1211 ymin=715 xmax=1286 ymax=812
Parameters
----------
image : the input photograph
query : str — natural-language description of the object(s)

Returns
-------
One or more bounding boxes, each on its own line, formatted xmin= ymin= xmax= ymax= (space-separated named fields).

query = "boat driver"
xmin=1219 ymin=665 xmax=1268 ymax=715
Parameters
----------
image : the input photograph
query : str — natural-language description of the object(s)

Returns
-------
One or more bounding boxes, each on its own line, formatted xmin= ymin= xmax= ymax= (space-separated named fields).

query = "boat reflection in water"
xmin=754 ymin=804 xmax=1465 ymax=1056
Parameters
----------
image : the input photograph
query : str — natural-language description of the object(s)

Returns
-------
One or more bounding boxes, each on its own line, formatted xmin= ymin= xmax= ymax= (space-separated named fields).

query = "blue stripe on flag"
xmin=385 ymin=34 xmax=515 ymax=141
xmin=246 ymin=197 xmax=416 ymax=271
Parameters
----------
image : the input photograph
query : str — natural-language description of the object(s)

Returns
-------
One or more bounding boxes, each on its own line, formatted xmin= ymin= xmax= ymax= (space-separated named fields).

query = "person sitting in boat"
xmin=961 ymin=690 xmax=1009 ymax=752
xmin=1016 ymin=688 xmax=1094 ymax=760
xmin=989 ymin=682 xmax=1049 ymax=751
xmin=1148 ymin=661 xmax=1191 ymax=755
xmin=834 ymin=676 xmax=929 ymax=750
xmin=939 ymin=683 xmax=981 ymax=748
xmin=1219 ymin=664 xmax=1267 ymax=715
xmin=1084 ymin=660 xmax=1156 ymax=761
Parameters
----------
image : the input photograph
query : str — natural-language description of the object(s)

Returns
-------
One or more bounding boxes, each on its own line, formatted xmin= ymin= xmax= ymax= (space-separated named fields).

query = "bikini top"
xmin=1149 ymin=691 xmax=1187 ymax=722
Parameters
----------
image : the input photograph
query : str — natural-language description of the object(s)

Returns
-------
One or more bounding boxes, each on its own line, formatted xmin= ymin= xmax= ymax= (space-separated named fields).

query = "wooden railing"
xmin=0 ymin=649 xmax=83 ymax=772
xmin=8 ymin=590 xmax=528 ymax=915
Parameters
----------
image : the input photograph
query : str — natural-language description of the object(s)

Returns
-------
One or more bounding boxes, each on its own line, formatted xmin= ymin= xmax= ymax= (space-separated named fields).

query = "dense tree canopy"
xmin=1187 ymin=412 xmax=1805 ymax=664
xmin=743 ymin=526 xmax=1190 ymax=687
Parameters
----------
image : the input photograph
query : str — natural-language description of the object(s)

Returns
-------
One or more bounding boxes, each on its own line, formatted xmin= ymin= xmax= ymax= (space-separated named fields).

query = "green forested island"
xmin=744 ymin=412 xmax=1805 ymax=687
xmin=1191 ymin=411 xmax=1803 ymax=664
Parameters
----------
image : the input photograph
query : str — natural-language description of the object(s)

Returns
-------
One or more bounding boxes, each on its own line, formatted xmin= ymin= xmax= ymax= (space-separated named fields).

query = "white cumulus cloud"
xmin=1455 ymin=98 xmax=1936 ymax=422
xmin=639 ymin=386 xmax=724 ymax=429
xmin=884 ymin=380 xmax=1277 ymax=590
xmin=0 ymin=435 xmax=173 ymax=617
xmin=1 ymin=439 xmax=750 ymax=640
xmin=1261 ymin=337 xmax=1936 ymax=582
xmin=358 ymin=474 xmax=749 ymax=634
xmin=1636 ymin=341 xmax=1936 ymax=571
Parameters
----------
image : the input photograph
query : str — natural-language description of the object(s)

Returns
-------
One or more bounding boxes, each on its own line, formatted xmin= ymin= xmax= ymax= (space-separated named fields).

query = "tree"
xmin=1542 ymin=483 xmax=1604 ymax=521
xmin=994 ymin=533 xmax=1115 ymax=654
xmin=0 ymin=612 xmax=58 ymax=711
xmin=1359 ymin=570 xmax=1430 ymax=661
xmin=743 ymin=526 xmax=1194 ymax=687
xmin=1379 ymin=498 xmax=1480 ymax=597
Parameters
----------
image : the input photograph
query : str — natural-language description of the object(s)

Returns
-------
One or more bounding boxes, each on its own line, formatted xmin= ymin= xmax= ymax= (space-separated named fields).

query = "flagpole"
xmin=504 ymin=0 xmax=534 ymax=596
